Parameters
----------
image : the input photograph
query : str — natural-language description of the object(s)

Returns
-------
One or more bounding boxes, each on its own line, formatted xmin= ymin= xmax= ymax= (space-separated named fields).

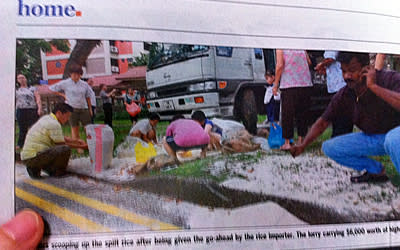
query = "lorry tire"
xmin=240 ymin=89 xmax=258 ymax=135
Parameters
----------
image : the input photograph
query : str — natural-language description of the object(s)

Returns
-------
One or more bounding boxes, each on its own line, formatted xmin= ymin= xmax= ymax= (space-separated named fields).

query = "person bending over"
xmin=129 ymin=113 xmax=160 ymax=144
xmin=163 ymin=114 xmax=210 ymax=162
xmin=191 ymin=110 xmax=222 ymax=150
xmin=21 ymin=103 xmax=88 ymax=179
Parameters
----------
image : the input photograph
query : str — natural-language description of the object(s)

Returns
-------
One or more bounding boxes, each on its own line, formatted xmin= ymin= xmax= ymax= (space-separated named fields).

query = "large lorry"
xmin=145 ymin=43 xmax=328 ymax=134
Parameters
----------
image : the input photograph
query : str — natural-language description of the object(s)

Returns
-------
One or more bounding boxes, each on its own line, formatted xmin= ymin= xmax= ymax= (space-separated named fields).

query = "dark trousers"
xmin=103 ymin=103 xmax=113 ymax=128
xmin=266 ymin=99 xmax=280 ymax=122
xmin=280 ymin=87 xmax=312 ymax=139
xmin=91 ymin=106 xmax=96 ymax=124
xmin=16 ymin=108 xmax=39 ymax=148
xmin=129 ymin=114 xmax=138 ymax=123
xmin=23 ymin=145 xmax=71 ymax=177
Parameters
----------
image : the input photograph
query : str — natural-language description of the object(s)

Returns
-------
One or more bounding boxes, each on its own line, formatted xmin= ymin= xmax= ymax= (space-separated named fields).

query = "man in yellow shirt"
xmin=21 ymin=103 xmax=88 ymax=179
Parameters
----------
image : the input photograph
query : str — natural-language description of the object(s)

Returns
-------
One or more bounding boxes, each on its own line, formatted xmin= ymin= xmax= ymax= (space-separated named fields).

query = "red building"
xmin=41 ymin=40 xmax=138 ymax=84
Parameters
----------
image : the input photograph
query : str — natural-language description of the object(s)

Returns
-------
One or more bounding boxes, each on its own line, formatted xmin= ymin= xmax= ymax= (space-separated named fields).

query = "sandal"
xmin=350 ymin=172 xmax=389 ymax=183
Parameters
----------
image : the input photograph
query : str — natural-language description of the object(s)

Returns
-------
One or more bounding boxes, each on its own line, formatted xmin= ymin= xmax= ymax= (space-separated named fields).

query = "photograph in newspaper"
xmin=4 ymin=0 xmax=400 ymax=249
xmin=14 ymin=38 xmax=400 ymax=245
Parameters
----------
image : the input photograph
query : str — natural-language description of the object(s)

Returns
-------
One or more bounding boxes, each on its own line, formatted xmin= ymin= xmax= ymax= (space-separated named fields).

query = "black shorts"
xmin=166 ymin=136 xmax=207 ymax=152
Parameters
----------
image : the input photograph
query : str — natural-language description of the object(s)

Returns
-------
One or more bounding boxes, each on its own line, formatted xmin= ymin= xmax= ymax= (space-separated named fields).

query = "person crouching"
xmin=163 ymin=114 xmax=210 ymax=163
xmin=21 ymin=103 xmax=88 ymax=179
xmin=191 ymin=110 xmax=222 ymax=150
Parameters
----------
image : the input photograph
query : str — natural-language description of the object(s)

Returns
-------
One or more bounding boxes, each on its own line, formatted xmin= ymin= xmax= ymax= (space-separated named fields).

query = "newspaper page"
xmin=2 ymin=0 xmax=400 ymax=249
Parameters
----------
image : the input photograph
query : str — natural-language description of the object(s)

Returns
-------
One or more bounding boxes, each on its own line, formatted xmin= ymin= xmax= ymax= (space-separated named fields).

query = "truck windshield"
xmin=148 ymin=43 xmax=209 ymax=70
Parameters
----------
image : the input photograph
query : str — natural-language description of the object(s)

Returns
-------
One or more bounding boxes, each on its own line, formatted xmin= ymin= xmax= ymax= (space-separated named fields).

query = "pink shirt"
xmin=166 ymin=119 xmax=210 ymax=147
xmin=280 ymin=50 xmax=312 ymax=89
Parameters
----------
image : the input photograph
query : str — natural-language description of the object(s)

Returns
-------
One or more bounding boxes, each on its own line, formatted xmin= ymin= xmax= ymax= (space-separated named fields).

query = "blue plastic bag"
xmin=268 ymin=122 xmax=285 ymax=149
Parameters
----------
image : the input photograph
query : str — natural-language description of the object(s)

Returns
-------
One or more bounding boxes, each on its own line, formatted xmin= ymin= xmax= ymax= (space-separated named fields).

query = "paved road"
xmin=15 ymin=165 xmax=184 ymax=235
xmin=15 ymin=160 xmax=307 ymax=238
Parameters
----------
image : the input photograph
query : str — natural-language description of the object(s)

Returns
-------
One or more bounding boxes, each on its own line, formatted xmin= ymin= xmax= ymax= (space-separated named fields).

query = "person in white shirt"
xmin=49 ymin=65 xmax=92 ymax=151
xmin=263 ymin=70 xmax=280 ymax=125
xmin=129 ymin=113 xmax=160 ymax=144
xmin=15 ymin=74 xmax=42 ymax=150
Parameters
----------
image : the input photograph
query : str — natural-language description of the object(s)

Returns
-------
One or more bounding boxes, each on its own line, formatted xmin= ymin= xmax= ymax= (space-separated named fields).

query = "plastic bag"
xmin=268 ymin=122 xmax=285 ymax=149
xmin=252 ymin=136 xmax=270 ymax=151
xmin=135 ymin=142 xmax=157 ymax=163
xmin=86 ymin=124 xmax=114 ymax=172
xmin=114 ymin=136 xmax=165 ymax=159
xmin=211 ymin=118 xmax=244 ymax=142
xmin=126 ymin=102 xmax=141 ymax=117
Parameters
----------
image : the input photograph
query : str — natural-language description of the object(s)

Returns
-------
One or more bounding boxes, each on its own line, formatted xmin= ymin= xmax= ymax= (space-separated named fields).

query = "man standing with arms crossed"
xmin=290 ymin=52 xmax=400 ymax=184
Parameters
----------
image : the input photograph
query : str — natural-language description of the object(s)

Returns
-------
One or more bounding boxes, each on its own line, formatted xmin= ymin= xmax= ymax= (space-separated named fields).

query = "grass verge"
xmin=154 ymin=151 xmax=264 ymax=183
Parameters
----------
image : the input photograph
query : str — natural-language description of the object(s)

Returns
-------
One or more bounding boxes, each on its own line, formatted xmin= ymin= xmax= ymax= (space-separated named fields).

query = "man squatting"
xmin=21 ymin=103 xmax=88 ymax=179
xmin=291 ymin=52 xmax=400 ymax=184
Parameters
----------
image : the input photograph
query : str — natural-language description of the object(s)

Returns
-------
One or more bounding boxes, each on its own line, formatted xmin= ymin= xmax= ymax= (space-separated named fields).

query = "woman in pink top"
xmin=163 ymin=115 xmax=210 ymax=162
xmin=272 ymin=49 xmax=313 ymax=150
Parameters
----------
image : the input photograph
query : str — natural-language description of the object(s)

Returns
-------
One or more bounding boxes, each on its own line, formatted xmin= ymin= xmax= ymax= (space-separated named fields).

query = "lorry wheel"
xmin=240 ymin=89 xmax=258 ymax=135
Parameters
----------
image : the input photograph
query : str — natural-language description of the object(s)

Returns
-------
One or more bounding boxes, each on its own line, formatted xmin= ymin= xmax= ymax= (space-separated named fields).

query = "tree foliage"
xmin=16 ymin=39 xmax=69 ymax=85
xmin=130 ymin=52 xmax=149 ymax=67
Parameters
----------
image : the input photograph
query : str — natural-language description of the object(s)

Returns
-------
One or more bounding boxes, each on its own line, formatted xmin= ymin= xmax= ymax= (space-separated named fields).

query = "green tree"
xmin=16 ymin=39 xmax=69 ymax=85
xmin=130 ymin=52 xmax=149 ymax=67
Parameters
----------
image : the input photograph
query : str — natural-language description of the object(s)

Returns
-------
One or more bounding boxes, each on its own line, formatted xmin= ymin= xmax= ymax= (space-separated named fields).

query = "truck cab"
xmin=145 ymin=43 xmax=330 ymax=134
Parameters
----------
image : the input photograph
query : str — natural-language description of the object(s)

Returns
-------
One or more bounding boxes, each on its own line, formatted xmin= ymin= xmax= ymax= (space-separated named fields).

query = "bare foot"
xmin=280 ymin=143 xmax=291 ymax=151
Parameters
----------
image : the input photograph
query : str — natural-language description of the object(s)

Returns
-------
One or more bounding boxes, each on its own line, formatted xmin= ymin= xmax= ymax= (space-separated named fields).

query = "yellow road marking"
xmin=25 ymin=179 xmax=180 ymax=231
xmin=15 ymin=187 xmax=112 ymax=233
